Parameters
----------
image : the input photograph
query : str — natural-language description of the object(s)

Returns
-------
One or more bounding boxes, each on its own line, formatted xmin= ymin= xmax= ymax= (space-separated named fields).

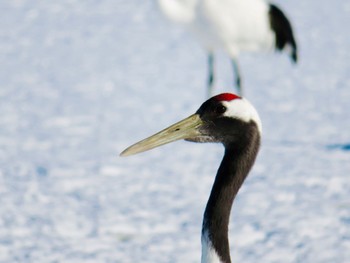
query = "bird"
xmin=121 ymin=93 xmax=262 ymax=263
xmin=157 ymin=0 xmax=298 ymax=96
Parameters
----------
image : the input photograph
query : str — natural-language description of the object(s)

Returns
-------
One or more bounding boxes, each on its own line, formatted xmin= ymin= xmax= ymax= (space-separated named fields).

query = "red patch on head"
xmin=213 ymin=93 xmax=241 ymax=102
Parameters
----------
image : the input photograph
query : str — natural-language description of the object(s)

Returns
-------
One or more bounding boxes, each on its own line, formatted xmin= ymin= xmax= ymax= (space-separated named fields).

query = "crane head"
xmin=120 ymin=93 xmax=261 ymax=156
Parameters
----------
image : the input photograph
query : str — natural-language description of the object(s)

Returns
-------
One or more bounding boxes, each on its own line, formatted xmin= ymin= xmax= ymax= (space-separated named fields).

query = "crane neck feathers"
xmin=202 ymin=127 xmax=261 ymax=263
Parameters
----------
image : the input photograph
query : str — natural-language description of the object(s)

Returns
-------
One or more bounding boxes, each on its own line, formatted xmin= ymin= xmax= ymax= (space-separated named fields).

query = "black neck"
xmin=202 ymin=133 xmax=260 ymax=263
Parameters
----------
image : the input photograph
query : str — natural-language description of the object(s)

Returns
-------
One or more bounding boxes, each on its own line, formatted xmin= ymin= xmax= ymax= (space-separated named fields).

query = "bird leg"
xmin=231 ymin=59 xmax=243 ymax=96
xmin=207 ymin=53 xmax=215 ymax=97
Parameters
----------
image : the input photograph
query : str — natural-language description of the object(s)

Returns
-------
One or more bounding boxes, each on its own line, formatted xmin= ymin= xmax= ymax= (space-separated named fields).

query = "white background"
xmin=0 ymin=0 xmax=349 ymax=262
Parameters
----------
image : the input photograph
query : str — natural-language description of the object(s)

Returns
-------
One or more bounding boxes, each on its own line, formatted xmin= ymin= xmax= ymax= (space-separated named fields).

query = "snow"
xmin=0 ymin=0 xmax=350 ymax=262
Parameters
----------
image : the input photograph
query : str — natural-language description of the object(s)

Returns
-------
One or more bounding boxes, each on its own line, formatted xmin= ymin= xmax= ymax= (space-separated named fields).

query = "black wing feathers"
xmin=269 ymin=4 xmax=298 ymax=63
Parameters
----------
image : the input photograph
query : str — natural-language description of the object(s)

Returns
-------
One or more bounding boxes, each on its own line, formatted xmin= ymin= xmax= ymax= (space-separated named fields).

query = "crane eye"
xmin=215 ymin=104 xmax=227 ymax=115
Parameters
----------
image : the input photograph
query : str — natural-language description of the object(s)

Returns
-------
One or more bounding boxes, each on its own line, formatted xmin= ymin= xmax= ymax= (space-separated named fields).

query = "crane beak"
xmin=120 ymin=114 xmax=203 ymax=157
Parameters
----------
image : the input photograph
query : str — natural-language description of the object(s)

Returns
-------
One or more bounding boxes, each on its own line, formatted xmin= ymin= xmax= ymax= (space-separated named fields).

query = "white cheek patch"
xmin=222 ymin=98 xmax=262 ymax=133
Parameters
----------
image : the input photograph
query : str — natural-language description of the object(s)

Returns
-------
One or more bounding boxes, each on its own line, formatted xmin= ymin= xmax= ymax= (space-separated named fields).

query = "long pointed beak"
xmin=120 ymin=114 xmax=203 ymax=157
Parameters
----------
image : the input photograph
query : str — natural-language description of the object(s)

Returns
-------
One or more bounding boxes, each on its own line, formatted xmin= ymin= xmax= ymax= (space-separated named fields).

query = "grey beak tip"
xmin=119 ymin=150 xmax=129 ymax=157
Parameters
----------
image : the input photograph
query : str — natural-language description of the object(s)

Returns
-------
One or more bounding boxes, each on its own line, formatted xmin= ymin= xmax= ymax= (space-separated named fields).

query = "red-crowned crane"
xmin=158 ymin=0 xmax=298 ymax=96
xmin=121 ymin=93 xmax=262 ymax=263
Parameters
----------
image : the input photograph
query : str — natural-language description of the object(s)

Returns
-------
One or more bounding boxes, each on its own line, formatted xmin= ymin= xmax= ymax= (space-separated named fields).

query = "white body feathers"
xmin=158 ymin=0 xmax=275 ymax=57
xmin=201 ymin=230 xmax=223 ymax=263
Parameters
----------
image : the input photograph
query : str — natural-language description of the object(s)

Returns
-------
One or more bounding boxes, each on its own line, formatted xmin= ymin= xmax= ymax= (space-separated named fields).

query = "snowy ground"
xmin=1 ymin=0 xmax=350 ymax=262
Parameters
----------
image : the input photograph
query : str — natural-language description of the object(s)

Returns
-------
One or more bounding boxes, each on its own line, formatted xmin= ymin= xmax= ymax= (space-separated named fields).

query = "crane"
xmin=158 ymin=0 xmax=298 ymax=96
xmin=121 ymin=93 xmax=262 ymax=263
